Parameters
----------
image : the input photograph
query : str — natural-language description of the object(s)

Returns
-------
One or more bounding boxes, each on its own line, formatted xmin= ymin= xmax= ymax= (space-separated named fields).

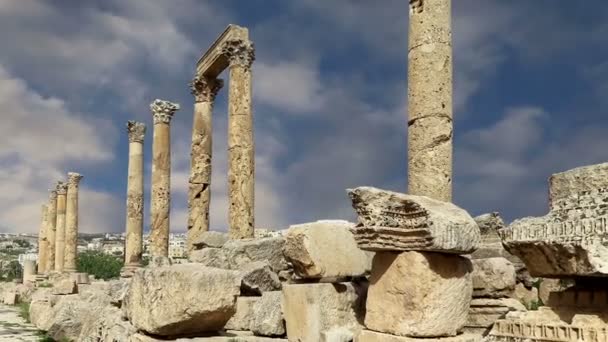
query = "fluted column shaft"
xmin=46 ymin=190 xmax=57 ymax=271
xmin=124 ymin=121 xmax=145 ymax=269
xmin=64 ymin=172 xmax=83 ymax=272
xmin=223 ymin=39 xmax=255 ymax=239
xmin=187 ymin=76 xmax=223 ymax=251
xmin=38 ymin=204 xmax=48 ymax=274
xmin=407 ymin=0 xmax=453 ymax=202
xmin=55 ymin=182 xmax=68 ymax=272
xmin=150 ymin=99 xmax=179 ymax=257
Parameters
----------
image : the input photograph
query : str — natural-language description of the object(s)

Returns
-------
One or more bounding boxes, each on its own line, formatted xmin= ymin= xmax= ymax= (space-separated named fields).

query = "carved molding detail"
xmin=150 ymin=99 xmax=180 ymax=124
xmin=189 ymin=76 xmax=224 ymax=103
xmin=127 ymin=121 xmax=146 ymax=143
xmin=56 ymin=181 xmax=68 ymax=195
xmin=222 ymin=39 xmax=255 ymax=69
xmin=67 ymin=172 xmax=83 ymax=189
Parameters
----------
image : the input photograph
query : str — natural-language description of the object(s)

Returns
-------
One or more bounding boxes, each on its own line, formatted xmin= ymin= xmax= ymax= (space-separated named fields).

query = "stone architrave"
xmin=150 ymin=99 xmax=180 ymax=257
xmin=123 ymin=121 xmax=146 ymax=272
xmin=46 ymin=190 xmax=58 ymax=272
xmin=54 ymin=181 xmax=68 ymax=272
xmin=187 ymin=76 xmax=223 ymax=252
xmin=407 ymin=0 xmax=453 ymax=202
xmin=347 ymin=186 xmax=480 ymax=254
xmin=223 ymin=38 xmax=255 ymax=239
xmin=499 ymin=162 xmax=608 ymax=277
xmin=64 ymin=172 xmax=83 ymax=273
xmin=38 ymin=204 xmax=48 ymax=274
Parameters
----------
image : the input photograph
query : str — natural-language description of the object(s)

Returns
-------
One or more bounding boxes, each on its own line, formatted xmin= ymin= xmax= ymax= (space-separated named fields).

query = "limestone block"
xmin=365 ymin=251 xmax=472 ymax=337
xmin=347 ymin=187 xmax=480 ymax=254
xmin=224 ymin=237 xmax=289 ymax=272
xmin=124 ymin=264 xmax=241 ymax=336
xmin=108 ymin=278 xmax=131 ymax=307
xmin=251 ymin=291 xmax=285 ymax=336
xmin=321 ymin=327 xmax=354 ymax=342
xmin=356 ymin=330 xmax=481 ymax=342
xmin=240 ymin=261 xmax=282 ymax=295
xmin=465 ymin=298 xmax=525 ymax=336
xmin=3 ymin=291 xmax=17 ymax=305
xmin=130 ymin=334 xmax=287 ymax=341
xmin=225 ymin=296 xmax=259 ymax=331
xmin=538 ymin=278 xmax=575 ymax=305
xmin=190 ymin=247 xmax=229 ymax=267
xmin=193 ymin=231 xmax=229 ymax=249
xmin=471 ymin=257 xmax=515 ymax=298
xmin=52 ymin=279 xmax=78 ymax=295
xmin=283 ymin=220 xmax=373 ymax=279
xmin=79 ymin=304 xmax=137 ymax=342
xmin=282 ymin=282 xmax=366 ymax=342
xmin=512 ymin=283 xmax=539 ymax=309
xmin=47 ymin=290 xmax=111 ymax=342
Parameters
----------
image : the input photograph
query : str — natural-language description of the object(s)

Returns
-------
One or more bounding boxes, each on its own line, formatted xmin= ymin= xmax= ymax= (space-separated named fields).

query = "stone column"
xmin=46 ymin=190 xmax=57 ymax=272
xmin=54 ymin=181 xmax=68 ymax=272
xmin=187 ymin=76 xmax=223 ymax=251
xmin=222 ymin=39 xmax=255 ymax=239
xmin=407 ymin=0 xmax=453 ymax=202
xmin=64 ymin=172 xmax=83 ymax=273
xmin=150 ymin=99 xmax=180 ymax=257
xmin=37 ymin=204 xmax=48 ymax=274
xmin=23 ymin=260 xmax=36 ymax=283
xmin=124 ymin=121 xmax=146 ymax=271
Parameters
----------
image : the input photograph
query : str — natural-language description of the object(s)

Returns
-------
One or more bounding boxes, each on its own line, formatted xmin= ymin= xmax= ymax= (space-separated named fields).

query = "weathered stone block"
xmin=471 ymin=257 xmax=515 ymax=298
xmin=189 ymin=247 xmax=228 ymax=267
xmin=225 ymin=296 xmax=259 ymax=331
xmin=240 ymin=261 xmax=281 ymax=295
xmin=252 ymin=291 xmax=285 ymax=336
xmin=347 ymin=187 xmax=480 ymax=254
xmin=124 ymin=264 xmax=241 ymax=336
xmin=224 ymin=237 xmax=289 ymax=272
xmin=282 ymin=282 xmax=366 ymax=342
xmin=356 ymin=330 xmax=481 ymax=342
xmin=464 ymin=298 xmax=525 ymax=336
xmin=3 ymin=291 xmax=17 ymax=305
xmin=365 ymin=251 xmax=472 ymax=337
xmin=193 ymin=231 xmax=229 ymax=249
xmin=52 ymin=279 xmax=78 ymax=295
xmin=283 ymin=220 xmax=372 ymax=279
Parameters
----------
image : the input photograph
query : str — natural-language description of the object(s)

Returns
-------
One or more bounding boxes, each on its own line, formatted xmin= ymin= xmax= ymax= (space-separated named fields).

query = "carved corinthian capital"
xmin=189 ymin=76 xmax=224 ymax=103
xmin=56 ymin=181 xmax=68 ymax=195
xmin=67 ymin=172 xmax=83 ymax=189
xmin=150 ymin=99 xmax=180 ymax=125
xmin=222 ymin=39 xmax=255 ymax=69
xmin=127 ymin=121 xmax=146 ymax=143
xmin=49 ymin=189 xmax=58 ymax=200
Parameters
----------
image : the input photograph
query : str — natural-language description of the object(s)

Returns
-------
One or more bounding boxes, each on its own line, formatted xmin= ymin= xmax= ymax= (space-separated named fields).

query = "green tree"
xmin=77 ymin=250 xmax=123 ymax=280
xmin=13 ymin=239 xmax=31 ymax=248
xmin=1 ymin=260 xmax=22 ymax=281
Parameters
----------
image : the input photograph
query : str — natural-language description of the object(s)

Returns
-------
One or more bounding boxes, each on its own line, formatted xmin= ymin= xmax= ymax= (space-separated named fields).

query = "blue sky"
xmin=1 ymin=0 xmax=607 ymax=234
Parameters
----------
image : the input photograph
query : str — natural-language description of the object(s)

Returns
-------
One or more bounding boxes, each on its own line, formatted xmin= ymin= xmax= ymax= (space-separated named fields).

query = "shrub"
xmin=77 ymin=250 xmax=123 ymax=280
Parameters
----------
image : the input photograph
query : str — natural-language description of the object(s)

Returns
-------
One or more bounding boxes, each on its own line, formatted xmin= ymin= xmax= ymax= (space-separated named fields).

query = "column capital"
xmin=127 ymin=121 xmax=146 ymax=143
xmin=222 ymin=39 xmax=255 ymax=69
xmin=56 ymin=181 xmax=68 ymax=195
xmin=49 ymin=189 xmax=58 ymax=200
xmin=67 ymin=172 xmax=83 ymax=188
xmin=150 ymin=99 xmax=180 ymax=125
xmin=189 ymin=76 xmax=224 ymax=103
xmin=409 ymin=0 xmax=424 ymax=14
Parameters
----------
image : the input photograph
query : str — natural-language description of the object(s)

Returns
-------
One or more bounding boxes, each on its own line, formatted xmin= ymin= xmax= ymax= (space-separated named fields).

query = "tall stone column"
xmin=407 ymin=0 xmax=453 ymax=202
xmin=222 ymin=39 xmax=255 ymax=239
xmin=54 ymin=181 xmax=68 ymax=272
xmin=64 ymin=172 xmax=83 ymax=273
xmin=37 ymin=204 xmax=48 ymax=274
xmin=150 ymin=99 xmax=180 ymax=257
xmin=187 ymin=76 xmax=223 ymax=251
xmin=46 ymin=190 xmax=57 ymax=272
xmin=124 ymin=121 xmax=146 ymax=271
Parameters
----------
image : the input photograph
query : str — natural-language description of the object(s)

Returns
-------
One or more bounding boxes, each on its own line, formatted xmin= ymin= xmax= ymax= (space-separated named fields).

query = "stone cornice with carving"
xmin=67 ymin=172 xmax=83 ymax=189
xmin=56 ymin=181 xmax=68 ymax=195
xmin=222 ymin=39 xmax=255 ymax=69
xmin=127 ymin=121 xmax=146 ymax=143
xmin=150 ymin=99 xmax=180 ymax=125
xmin=189 ymin=76 xmax=224 ymax=103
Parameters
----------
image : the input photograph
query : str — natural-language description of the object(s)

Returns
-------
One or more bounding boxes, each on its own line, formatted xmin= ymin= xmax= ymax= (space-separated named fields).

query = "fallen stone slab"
xmin=356 ymin=330 xmax=481 ymax=342
xmin=224 ymin=237 xmax=289 ymax=272
xmin=283 ymin=220 xmax=373 ymax=279
xmin=124 ymin=264 xmax=241 ymax=336
xmin=240 ymin=261 xmax=282 ymax=295
xmin=225 ymin=296 xmax=259 ymax=331
xmin=251 ymin=291 xmax=285 ymax=337
xmin=3 ymin=291 xmax=17 ymax=305
xmin=192 ymin=231 xmax=230 ymax=249
xmin=51 ymin=279 xmax=78 ymax=295
xmin=471 ymin=257 xmax=515 ymax=298
xmin=347 ymin=187 xmax=480 ymax=254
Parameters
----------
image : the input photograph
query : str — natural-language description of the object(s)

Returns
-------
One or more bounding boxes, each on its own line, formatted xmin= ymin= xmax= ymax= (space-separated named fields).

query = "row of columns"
xmin=37 ymin=174 xmax=82 ymax=274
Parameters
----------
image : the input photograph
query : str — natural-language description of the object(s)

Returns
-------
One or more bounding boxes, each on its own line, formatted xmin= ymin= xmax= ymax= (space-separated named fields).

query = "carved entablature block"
xmin=127 ymin=121 xmax=146 ymax=143
xmin=150 ymin=99 xmax=180 ymax=125
xmin=56 ymin=181 xmax=68 ymax=195
xmin=347 ymin=186 xmax=480 ymax=254
xmin=489 ymin=318 xmax=608 ymax=342
xmin=189 ymin=76 xmax=224 ymax=103
xmin=221 ymin=39 xmax=255 ymax=69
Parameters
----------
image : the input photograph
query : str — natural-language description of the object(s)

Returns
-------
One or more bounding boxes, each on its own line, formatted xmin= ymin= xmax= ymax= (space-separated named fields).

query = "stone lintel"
xmin=196 ymin=24 xmax=249 ymax=78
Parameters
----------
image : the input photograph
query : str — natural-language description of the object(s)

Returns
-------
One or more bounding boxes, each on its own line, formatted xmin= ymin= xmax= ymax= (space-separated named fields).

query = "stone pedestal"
xmin=54 ymin=181 xmax=68 ymax=272
xmin=46 ymin=190 xmax=57 ymax=272
xmin=365 ymin=252 xmax=472 ymax=337
xmin=407 ymin=0 xmax=453 ymax=202
xmin=64 ymin=172 xmax=83 ymax=273
xmin=123 ymin=121 xmax=146 ymax=272
xmin=38 ymin=204 xmax=48 ymax=274
xmin=149 ymin=99 xmax=179 ymax=257
xmin=223 ymin=39 xmax=255 ymax=239
xmin=187 ymin=76 xmax=223 ymax=252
